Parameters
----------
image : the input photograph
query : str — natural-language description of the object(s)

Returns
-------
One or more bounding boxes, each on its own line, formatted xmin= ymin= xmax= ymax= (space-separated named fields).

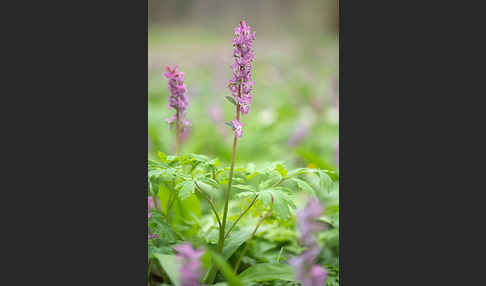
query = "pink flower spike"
xmin=164 ymin=65 xmax=190 ymax=128
xmin=228 ymin=20 xmax=255 ymax=115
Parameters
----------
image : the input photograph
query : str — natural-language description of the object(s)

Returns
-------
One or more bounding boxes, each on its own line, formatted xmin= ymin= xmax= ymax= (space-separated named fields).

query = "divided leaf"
xmin=259 ymin=188 xmax=296 ymax=220
xmin=232 ymin=184 xmax=256 ymax=192
xmin=176 ymin=180 xmax=196 ymax=200
xmin=291 ymin=177 xmax=315 ymax=195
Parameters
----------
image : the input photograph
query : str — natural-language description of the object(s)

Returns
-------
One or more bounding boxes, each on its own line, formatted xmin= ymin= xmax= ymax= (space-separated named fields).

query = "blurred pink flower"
xmin=289 ymin=198 xmax=327 ymax=286
xmin=174 ymin=243 xmax=204 ymax=286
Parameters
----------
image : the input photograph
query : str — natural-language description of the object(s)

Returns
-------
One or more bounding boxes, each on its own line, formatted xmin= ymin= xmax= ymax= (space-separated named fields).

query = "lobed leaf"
xmin=176 ymin=180 xmax=196 ymax=200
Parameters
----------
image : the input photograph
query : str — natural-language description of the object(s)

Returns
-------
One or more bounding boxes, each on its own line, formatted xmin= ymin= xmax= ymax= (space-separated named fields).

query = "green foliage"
xmin=148 ymin=154 xmax=339 ymax=285
xmin=148 ymin=27 xmax=338 ymax=285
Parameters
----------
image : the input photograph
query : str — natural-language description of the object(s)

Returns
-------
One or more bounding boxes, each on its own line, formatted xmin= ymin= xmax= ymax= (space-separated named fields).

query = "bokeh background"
xmin=148 ymin=0 xmax=339 ymax=172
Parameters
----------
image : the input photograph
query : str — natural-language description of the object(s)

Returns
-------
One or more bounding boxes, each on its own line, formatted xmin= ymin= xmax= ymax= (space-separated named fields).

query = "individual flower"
xmin=164 ymin=65 xmax=190 ymax=131
xmin=231 ymin=118 xmax=243 ymax=138
xmin=174 ymin=243 xmax=204 ymax=286
xmin=229 ymin=20 xmax=256 ymax=116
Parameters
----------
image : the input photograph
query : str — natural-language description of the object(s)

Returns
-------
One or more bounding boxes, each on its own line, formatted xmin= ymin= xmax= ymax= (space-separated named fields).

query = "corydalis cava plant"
xmin=206 ymin=20 xmax=256 ymax=284
xmin=164 ymin=65 xmax=190 ymax=154
xmin=289 ymin=198 xmax=328 ymax=286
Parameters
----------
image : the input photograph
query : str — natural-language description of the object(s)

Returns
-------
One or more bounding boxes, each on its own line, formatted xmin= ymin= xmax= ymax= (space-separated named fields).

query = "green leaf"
xmin=286 ymin=168 xmax=311 ymax=177
xmin=157 ymin=151 xmax=167 ymax=162
xmin=176 ymin=181 xmax=196 ymax=200
xmin=318 ymin=216 xmax=333 ymax=225
xmin=232 ymin=184 xmax=256 ymax=192
xmin=238 ymin=263 xmax=296 ymax=283
xmin=225 ymin=122 xmax=234 ymax=130
xmin=291 ymin=178 xmax=315 ymax=195
xmin=275 ymin=163 xmax=288 ymax=178
xmin=317 ymin=170 xmax=333 ymax=193
xmin=325 ymin=205 xmax=339 ymax=216
xmin=153 ymin=254 xmax=181 ymax=286
xmin=259 ymin=189 xmax=296 ymax=220
xmin=259 ymin=172 xmax=282 ymax=189
xmin=206 ymin=249 xmax=243 ymax=286
xmin=222 ymin=228 xmax=253 ymax=259
xmin=195 ymin=177 xmax=219 ymax=196
xmin=235 ymin=191 xmax=257 ymax=199
xmin=225 ymin=96 xmax=237 ymax=105
xmin=157 ymin=185 xmax=201 ymax=237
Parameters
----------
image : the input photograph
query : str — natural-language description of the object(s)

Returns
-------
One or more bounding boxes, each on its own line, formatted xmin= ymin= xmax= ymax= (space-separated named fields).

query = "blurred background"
xmin=148 ymin=0 xmax=339 ymax=172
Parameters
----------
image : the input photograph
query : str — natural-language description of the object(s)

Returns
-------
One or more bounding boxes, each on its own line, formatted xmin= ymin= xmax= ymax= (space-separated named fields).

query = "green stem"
xmin=195 ymin=182 xmax=222 ymax=229
xmin=219 ymin=103 xmax=240 ymax=249
xmin=234 ymin=210 xmax=272 ymax=272
xmin=166 ymin=191 xmax=176 ymax=224
xmin=225 ymin=195 xmax=259 ymax=239
xmin=175 ymin=109 xmax=180 ymax=155
xmin=147 ymin=259 xmax=153 ymax=285
xmin=206 ymin=98 xmax=241 ymax=284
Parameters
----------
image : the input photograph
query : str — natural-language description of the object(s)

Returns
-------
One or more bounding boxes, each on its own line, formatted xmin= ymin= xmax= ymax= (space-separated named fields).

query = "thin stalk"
xmin=234 ymin=210 xmax=272 ymax=272
xmin=165 ymin=191 xmax=177 ymax=224
xmin=147 ymin=259 xmax=153 ymax=284
xmin=195 ymin=182 xmax=222 ymax=229
xmin=219 ymin=102 xmax=241 ymax=251
xmin=224 ymin=178 xmax=286 ymax=238
xmin=224 ymin=195 xmax=259 ymax=239
xmin=175 ymin=109 xmax=180 ymax=155
xmin=206 ymin=90 xmax=241 ymax=284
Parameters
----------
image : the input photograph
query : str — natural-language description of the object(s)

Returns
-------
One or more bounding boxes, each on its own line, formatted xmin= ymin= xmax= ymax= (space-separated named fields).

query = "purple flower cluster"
xmin=228 ymin=20 xmax=255 ymax=138
xmin=174 ymin=243 xmax=204 ymax=286
xmin=164 ymin=65 xmax=190 ymax=130
xmin=289 ymin=198 xmax=327 ymax=286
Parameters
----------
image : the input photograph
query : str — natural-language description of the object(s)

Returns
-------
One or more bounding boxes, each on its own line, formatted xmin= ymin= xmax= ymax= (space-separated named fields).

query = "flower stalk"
xmin=205 ymin=20 xmax=256 ymax=284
